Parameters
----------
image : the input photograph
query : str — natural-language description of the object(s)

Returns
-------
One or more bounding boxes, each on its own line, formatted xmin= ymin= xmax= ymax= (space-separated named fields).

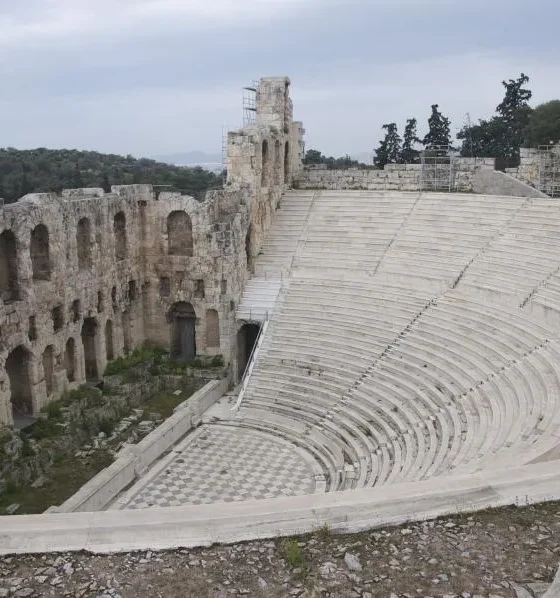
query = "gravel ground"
xmin=2 ymin=501 xmax=560 ymax=598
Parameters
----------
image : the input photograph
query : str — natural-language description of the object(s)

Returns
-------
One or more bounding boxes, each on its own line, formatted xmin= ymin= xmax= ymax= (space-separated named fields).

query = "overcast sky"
xmin=0 ymin=0 xmax=559 ymax=159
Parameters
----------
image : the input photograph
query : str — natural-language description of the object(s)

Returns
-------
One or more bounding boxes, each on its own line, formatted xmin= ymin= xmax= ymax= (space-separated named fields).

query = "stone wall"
xmin=295 ymin=158 xmax=496 ymax=192
xmin=0 ymin=76 xmax=303 ymax=427
xmin=506 ymin=146 xmax=560 ymax=196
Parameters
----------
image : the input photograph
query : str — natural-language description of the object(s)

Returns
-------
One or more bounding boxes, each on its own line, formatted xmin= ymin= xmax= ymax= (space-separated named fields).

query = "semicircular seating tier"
xmin=227 ymin=190 xmax=560 ymax=494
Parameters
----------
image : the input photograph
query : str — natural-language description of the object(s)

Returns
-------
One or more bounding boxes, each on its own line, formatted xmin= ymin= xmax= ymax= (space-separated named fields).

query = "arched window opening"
xmin=113 ymin=212 xmax=127 ymax=261
xmin=167 ymin=211 xmax=193 ymax=256
xmin=30 ymin=224 xmax=51 ymax=281
xmin=284 ymin=141 xmax=290 ymax=183
xmin=76 ymin=217 xmax=92 ymax=270
xmin=0 ymin=230 xmax=19 ymax=302
xmin=105 ymin=320 xmax=114 ymax=361
xmin=6 ymin=346 xmax=33 ymax=424
xmin=65 ymin=337 xmax=76 ymax=383
xmin=81 ymin=317 xmax=99 ymax=382
xmin=168 ymin=302 xmax=196 ymax=362
xmin=42 ymin=345 xmax=55 ymax=396
xmin=206 ymin=309 xmax=220 ymax=349
xmin=261 ymin=140 xmax=269 ymax=187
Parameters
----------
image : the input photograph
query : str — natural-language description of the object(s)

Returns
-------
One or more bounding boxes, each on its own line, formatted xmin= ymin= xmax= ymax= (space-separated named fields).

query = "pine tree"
xmin=423 ymin=104 xmax=451 ymax=148
xmin=374 ymin=123 xmax=401 ymax=168
xmin=400 ymin=118 xmax=421 ymax=163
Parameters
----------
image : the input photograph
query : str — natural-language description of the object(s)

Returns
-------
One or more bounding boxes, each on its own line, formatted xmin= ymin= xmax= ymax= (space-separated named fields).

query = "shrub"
xmin=280 ymin=539 xmax=306 ymax=569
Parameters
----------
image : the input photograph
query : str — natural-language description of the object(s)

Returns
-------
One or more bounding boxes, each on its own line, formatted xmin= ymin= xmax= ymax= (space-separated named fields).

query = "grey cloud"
xmin=0 ymin=0 xmax=558 ymax=156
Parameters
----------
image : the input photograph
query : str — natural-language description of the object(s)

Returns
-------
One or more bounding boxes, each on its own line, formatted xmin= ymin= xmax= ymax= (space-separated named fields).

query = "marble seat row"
xmin=233 ymin=190 xmax=560 ymax=493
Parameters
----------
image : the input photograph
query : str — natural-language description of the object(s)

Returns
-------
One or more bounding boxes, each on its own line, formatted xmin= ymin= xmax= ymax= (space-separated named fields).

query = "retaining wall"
xmin=52 ymin=378 xmax=228 ymax=513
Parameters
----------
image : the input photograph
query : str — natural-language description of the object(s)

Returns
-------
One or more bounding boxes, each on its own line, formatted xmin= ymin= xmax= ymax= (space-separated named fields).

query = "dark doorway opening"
xmin=237 ymin=323 xmax=261 ymax=380
xmin=168 ymin=302 xmax=196 ymax=362
xmin=81 ymin=317 xmax=99 ymax=382
xmin=6 ymin=345 xmax=33 ymax=427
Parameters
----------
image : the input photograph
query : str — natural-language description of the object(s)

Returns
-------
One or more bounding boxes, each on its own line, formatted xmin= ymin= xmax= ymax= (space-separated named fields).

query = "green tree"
xmin=374 ymin=123 xmax=401 ymax=168
xmin=302 ymin=149 xmax=325 ymax=165
xmin=400 ymin=118 xmax=421 ymax=163
xmin=496 ymin=73 xmax=532 ymax=159
xmin=0 ymin=148 xmax=223 ymax=204
xmin=523 ymin=100 xmax=560 ymax=148
xmin=423 ymin=105 xmax=451 ymax=148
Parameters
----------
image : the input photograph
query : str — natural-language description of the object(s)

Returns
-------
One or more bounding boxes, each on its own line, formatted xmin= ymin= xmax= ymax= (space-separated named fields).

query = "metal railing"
xmin=232 ymin=282 xmax=286 ymax=413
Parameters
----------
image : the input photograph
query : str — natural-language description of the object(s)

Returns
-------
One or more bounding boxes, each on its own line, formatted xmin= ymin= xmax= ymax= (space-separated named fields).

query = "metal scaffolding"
xmin=420 ymin=145 xmax=455 ymax=191
xmin=538 ymin=145 xmax=560 ymax=198
xmin=242 ymin=82 xmax=258 ymax=127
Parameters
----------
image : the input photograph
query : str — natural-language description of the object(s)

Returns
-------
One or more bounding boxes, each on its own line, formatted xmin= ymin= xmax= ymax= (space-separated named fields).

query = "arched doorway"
xmin=284 ymin=141 xmax=290 ymax=183
xmin=105 ymin=320 xmax=114 ymax=361
xmin=0 ymin=229 xmax=19 ymax=302
xmin=81 ymin=317 xmax=99 ymax=382
xmin=65 ymin=337 xmax=76 ymax=382
xmin=6 ymin=346 xmax=33 ymax=423
xmin=42 ymin=345 xmax=54 ymax=396
xmin=30 ymin=224 xmax=51 ymax=281
xmin=168 ymin=302 xmax=196 ymax=362
xmin=237 ymin=323 xmax=261 ymax=380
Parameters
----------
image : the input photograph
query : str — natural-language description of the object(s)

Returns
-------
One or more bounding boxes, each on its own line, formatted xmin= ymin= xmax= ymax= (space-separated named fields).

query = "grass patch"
xmin=0 ymin=450 xmax=113 ymax=515
xmin=146 ymin=383 xmax=198 ymax=419
xmin=280 ymin=539 xmax=307 ymax=569
xmin=105 ymin=347 xmax=166 ymax=376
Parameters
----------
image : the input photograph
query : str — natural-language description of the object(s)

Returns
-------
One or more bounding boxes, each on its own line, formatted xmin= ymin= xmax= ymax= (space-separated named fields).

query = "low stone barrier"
xmin=52 ymin=378 xmax=228 ymax=513
xmin=2 ymin=459 xmax=560 ymax=555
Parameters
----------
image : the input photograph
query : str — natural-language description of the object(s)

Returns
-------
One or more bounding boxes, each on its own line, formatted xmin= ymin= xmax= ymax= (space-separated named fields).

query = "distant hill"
xmin=0 ymin=148 xmax=223 ymax=204
xmin=152 ymin=151 xmax=222 ymax=170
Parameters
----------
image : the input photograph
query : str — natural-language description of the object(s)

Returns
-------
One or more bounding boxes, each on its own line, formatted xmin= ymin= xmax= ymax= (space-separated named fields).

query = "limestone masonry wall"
xmin=295 ymin=159 xmax=497 ymax=192
xmin=0 ymin=76 xmax=303 ymax=426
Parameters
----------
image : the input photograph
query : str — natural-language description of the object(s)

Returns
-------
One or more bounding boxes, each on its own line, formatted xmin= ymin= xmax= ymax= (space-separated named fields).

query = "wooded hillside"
xmin=0 ymin=148 xmax=223 ymax=203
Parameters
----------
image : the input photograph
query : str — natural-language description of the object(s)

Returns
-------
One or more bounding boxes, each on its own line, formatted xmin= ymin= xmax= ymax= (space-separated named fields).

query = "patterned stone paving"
xmin=120 ymin=424 xmax=317 ymax=509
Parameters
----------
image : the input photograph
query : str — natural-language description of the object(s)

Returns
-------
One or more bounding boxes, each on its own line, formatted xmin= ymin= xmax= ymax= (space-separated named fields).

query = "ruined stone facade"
xmin=0 ymin=76 xmax=303 ymax=427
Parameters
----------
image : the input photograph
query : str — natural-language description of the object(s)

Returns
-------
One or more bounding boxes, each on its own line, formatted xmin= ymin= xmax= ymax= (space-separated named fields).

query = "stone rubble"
xmin=1 ymin=502 xmax=559 ymax=597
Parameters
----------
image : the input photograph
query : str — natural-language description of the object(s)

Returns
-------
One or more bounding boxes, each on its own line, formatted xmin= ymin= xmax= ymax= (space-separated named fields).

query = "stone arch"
xmin=167 ymin=211 xmax=193 ymax=256
xmin=30 ymin=224 xmax=51 ymax=281
xmin=76 ymin=217 xmax=92 ymax=270
xmin=113 ymin=212 xmax=127 ymax=261
xmin=0 ymin=229 xmax=18 ymax=301
xmin=284 ymin=141 xmax=290 ymax=183
xmin=237 ymin=323 xmax=261 ymax=381
xmin=168 ymin=302 xmax=196 ymax=362
xmin=65 ymin=337 xmax=76 ymax=383
xmin=261 ymin=139 xmax=269 ymax=187
xmin=6 ymin=345 xmax=33 ymax=420
xmin=274 ymin=139 xmax=281 ymax=184
xmin=81 ymin=317 xmax=99 ymax=382
xmin=205 ymin=309 xmax=220 ymax=349
xmin=42 ymin=345 xmax=55 ymax=396
xmin=105 ymin=319 xmax=114 ymax=361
